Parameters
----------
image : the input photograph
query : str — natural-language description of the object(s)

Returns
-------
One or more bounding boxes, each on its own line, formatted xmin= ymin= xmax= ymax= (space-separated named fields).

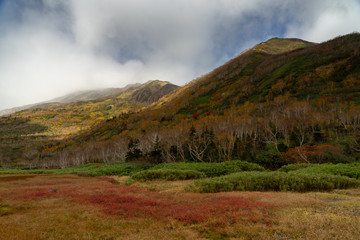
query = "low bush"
xmin=53 ymin=163 xmax=145 ymax=177
xmin=281 ymin=162 xmax=360 ymax=179
xmin=188 ymin=171 xmax=360 ymax=193
xmin=277 ymin=163 xmax=312 ymax=172
xmin=254 ymin=151 xmax=287 ymax=170
xmin=150 ymin=160 xmax=265 ymax=177
xmin=0 ymin=168 xmax=47 ymax=174
xmin=0 ymin=163 xmax=146 ymax=176
xmin=131 ymin=169 xmax=206 ymax=182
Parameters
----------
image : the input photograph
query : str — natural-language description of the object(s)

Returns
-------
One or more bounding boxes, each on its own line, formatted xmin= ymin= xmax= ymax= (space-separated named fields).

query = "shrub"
xmin=278 ymin=163 xmax=312 ymax=172
xmin=131 ymin=169 xmax=206 ymax=182
xmin=0 ymin=168 xmax=47 ymax=174
xmin=0 ymin=163 xmax=147 ymax=177
xmin=254 ymin=151 xmax=287 ymax=170
xmin=150 ymin=160 xmax=265 ymax=177
xmin=52 ymin=163 xmax=145 ymax=176
xmin=283 ymin=162 xmax=360 ymax=179
xmin=188 ymin=171 xmax=360 ymax=193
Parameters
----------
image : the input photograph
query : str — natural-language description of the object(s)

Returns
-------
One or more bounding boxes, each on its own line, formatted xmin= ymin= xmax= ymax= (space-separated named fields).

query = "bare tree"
xmin=58 ymin=150 xmax=70 ymax=169
xmin=188 ymin=127 xmax=213 ymax=162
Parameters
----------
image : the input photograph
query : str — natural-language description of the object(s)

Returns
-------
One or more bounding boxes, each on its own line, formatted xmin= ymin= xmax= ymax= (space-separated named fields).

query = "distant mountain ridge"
xmin=0 ymin=80 xmax=178 ymax=116
xmin=49 ymin=88 xmax=128 ymax=104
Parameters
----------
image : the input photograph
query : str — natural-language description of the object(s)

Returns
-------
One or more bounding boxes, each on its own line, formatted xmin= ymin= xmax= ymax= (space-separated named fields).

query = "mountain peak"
xmin=253 ymin=37 xmax=316 ymax=55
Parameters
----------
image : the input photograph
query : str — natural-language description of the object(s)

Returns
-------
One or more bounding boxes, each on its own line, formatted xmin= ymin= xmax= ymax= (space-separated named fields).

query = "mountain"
xmin=0 ymin=103 xmax=40 ymax=117
xmin=48 ymin=88 xmax=128 ymax=104
xmin=0 ymin=80 xmax=178 ymax=167
xmin=155 ymin=34 xmax=359 ymax=115
xmin=252 ymin=37 xmax=314 ymax=54
xmin=1 ymin=33 xmax=360 ymax=168
xmin=10 ymin=80 xmax=178 ymax=135
xmin=0 ymin=88 xmax=127 ymax=116
xmin=0 ymin=80 xmax=177 ymax=116
xmin=67 ymin=33 xmax=359 ymax=164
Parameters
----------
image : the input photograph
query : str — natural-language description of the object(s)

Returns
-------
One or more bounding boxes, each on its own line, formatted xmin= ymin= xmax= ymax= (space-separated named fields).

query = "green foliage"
xmin=0 ymin=163 xmax=146 ymax=177
xmin=150 ymin=160 xmax=265 ymax=177
xmin=281 ymin=162 xmax=360 ymax=179
xmin=189 ymin=171 xmax=360 ymax=193
xmin=53 ymin=163 xmax=145 ymax=176
xmin=0 ymin=118 xmax=48 ymax=136
xmin=254 ymin=151 xmax=287 ymax=170
xmin=131 ymin=169 xmax=206 ymax=182
xmin=148 ymin=135 xmax=163 ymax=164
xmin=0 ymin=168 xmax=48 ymax=174
xmin=323 ymin=148 xmax=356 ymax=163
xmin=126 ymin=138 xmax=142 ymax=161
xmin=191 ymin=95 xmax=210 ymax=106
xmin=259 ymin=55 xmax=308 ymax=91
xmin=277 ymin=163 xmax=311 ymax=172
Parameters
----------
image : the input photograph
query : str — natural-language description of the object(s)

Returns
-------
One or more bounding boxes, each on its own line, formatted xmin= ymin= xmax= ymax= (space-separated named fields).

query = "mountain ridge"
xmin=0 ymin=80 xmax=177 ymax=116
xmin=1 ymin=33 xmax=360 ymax=168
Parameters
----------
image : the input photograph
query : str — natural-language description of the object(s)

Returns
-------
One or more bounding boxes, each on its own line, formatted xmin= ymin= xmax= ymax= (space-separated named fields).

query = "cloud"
xmin=285 ymin=0 xmax=360 ymax=42
xmin=0 ymin=0 xmax=359 ymax=110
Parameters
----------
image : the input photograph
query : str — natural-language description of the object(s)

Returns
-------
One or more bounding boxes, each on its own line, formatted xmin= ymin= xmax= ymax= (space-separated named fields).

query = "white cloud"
xmin=0 ymin=0 xmax=359 ymax=110
xmin=285 ymin=0 xmax=360 ymax=42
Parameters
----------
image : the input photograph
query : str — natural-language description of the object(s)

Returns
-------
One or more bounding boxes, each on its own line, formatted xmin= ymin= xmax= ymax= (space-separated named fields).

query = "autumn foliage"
xmin=0 ymin=175 xmax=273 ymax=225
xmin=2 ymin=33 xmax=360 ymax=168
xmin=281 ymin=145 xmax=342 ymax=164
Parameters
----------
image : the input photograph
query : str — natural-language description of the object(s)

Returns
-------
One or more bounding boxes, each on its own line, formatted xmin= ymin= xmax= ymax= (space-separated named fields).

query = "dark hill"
xmin=155 ymin=33 xmax=359 ymax=116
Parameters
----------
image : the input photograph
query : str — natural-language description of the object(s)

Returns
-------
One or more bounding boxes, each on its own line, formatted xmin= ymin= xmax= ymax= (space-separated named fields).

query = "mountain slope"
xmin=11 ymin=80 xmax=177 ymax=136
xmin=58 ymin=33 xmax=360 ymax=167
xmin=0 ymin=81 xmax=178 ymax=116
xmin=49 ymin=88 xmax=128 ymax=104
xmin=2 ymin=33 xmax=360 ymax=168
xmin=155 ymin=34 xmax=359 ymax=116
xmin=0 ymin=80 xmax=178 ymax=167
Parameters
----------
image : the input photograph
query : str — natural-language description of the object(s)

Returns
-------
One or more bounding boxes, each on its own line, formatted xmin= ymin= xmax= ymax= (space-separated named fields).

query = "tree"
xmin=125 ymin=138 xmax=142 ymax=161
xmin=148 ymin=134 xmax=163 ymax=163
xmin=188 ymin=127 xmax=214 ymax=162
xmin=215 ymin=132 xmax=236 ymax=161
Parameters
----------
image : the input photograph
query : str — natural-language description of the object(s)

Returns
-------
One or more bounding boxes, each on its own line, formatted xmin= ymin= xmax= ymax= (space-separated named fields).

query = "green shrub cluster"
xmin=53 ymin=163 xmax=145 ymax=177
xmin=0 ymin=168 xmax=47 ymax=174
xmin=0 ymin=163 xmax=146 ymax=177
xmin=150 ymin=160 xmax=265 ymax=177
xmin=188 ymin=171 xmax=360 ymax=193
xmin=280 ymin=162 xmax=360 ymax=179
xmin=131 ymin=169 xmax=206 ymax=182
xmin=278 ymin=163 xmax=312 ymax=172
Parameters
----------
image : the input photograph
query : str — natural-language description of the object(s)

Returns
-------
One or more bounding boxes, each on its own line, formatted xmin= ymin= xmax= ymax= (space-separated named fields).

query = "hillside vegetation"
xmin=0 ymin=80 xmax=178 ymax=167
xmin=1 ymin=33 xmax=360 ymax=169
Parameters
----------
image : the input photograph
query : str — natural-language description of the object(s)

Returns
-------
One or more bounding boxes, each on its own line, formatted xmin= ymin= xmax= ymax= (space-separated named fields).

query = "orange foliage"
xmin=281 ymin=145 xmax=341 ymax=164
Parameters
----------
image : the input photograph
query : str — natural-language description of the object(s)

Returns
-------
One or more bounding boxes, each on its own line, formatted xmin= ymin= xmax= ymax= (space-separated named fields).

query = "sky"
xmin=0 ymin=0 xmax=360 ymax=110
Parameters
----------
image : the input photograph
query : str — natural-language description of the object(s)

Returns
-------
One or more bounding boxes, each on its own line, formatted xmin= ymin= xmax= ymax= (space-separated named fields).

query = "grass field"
xmin=0 ymin=174 xmax=359 ymax=240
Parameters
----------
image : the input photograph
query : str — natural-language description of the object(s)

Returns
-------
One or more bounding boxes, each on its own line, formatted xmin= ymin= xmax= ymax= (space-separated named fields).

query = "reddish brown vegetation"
xmin=0 ymin=175 xmax=273 ymax=225
xmin=281 ymin=144 xmax=342 ymax=163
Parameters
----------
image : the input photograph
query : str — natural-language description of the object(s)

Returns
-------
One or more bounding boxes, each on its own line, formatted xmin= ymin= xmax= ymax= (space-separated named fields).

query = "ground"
xmin=0 ymin=174 xmax=359 ymax=240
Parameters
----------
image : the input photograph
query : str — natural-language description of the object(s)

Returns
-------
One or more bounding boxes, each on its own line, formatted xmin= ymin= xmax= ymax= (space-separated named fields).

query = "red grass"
xmin=0 ymin=176 xmax=275 ymax=225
